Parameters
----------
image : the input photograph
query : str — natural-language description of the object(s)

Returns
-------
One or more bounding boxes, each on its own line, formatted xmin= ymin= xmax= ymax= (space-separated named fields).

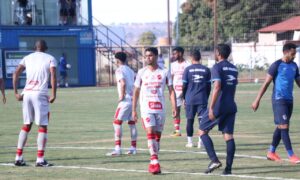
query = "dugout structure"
xmin=0 ymin=0 xmax=96 ymax=88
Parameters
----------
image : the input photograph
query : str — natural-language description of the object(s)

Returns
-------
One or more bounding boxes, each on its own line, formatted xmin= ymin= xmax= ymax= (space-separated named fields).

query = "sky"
xmin=92 ymin=0 xmax=185 ymax=25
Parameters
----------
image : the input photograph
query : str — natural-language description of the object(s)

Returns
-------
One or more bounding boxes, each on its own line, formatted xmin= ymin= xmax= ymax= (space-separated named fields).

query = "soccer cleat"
xmin=267 ymin=152 xmax=281 ymax=162
xmin=171 ymin=131 xmax=182 ymax=137
xmin=222 ymin=168 xmax=232 ymax=175
xmin=14 ymin=159 xmax=26 ymax=166
xmin=106 ymin=149 xmax=121 ymax=156
xmin=126 ymin=148 xmax=137 ymax=155
xmin=185 ymin=143 xmax=194 ymax=148
xmin=289 ymin=155 xmax=300 ymax=164
xmin=197 ymin=141 xmax=204 ymax=149
xmin=149 ymin=163 xmax=161 ymax=174
xmin=35 ymin=160 xmax=53 ymax=167
xmin=204 ymin=160 xmax=222 ymax=174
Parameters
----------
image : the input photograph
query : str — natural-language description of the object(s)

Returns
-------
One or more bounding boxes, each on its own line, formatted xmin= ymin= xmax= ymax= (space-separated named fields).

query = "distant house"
xmin=232 ymin=16 xmax=300 ymax=70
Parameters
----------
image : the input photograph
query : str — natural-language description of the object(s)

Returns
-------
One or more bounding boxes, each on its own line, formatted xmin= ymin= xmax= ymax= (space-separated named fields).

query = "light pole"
xmin=213 ymin=0 xmax=218 ymax=50
xmin=167 ymin=0 xmax=171 ymax=46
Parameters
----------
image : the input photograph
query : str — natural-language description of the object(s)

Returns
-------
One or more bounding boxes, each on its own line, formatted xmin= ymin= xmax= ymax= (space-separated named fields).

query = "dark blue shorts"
xmin=200 ymin=110 xmax=236 ymax=134
xmin=272 ymin=100 xmax=293 ymax=125
xmin=60 ymin=71 xmax=67 ymax=78
xmin=185 ymin=104 xmax=207 ymax=120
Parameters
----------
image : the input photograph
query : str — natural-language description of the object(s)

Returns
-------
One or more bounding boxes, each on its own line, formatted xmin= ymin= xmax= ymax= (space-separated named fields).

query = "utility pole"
xmin=213 ymin=0 xmax=218 ymax=50
xmin=167 ymin=0 xmax=171 ymax=46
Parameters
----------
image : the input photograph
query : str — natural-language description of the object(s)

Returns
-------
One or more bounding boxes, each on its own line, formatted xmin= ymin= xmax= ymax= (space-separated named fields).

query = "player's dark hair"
xmin=115 ymin=52 xmax=127 ymax=63
xmin=216 ymin=43 xmax=231 ymax=59
xmin=34 ymin=39 xmax=48 ymax=52
xmin=283 ymin=43 xmax=297 ymax=52
xmin=191 ymin=49 xmax=201 ymax=61
xmin=145 ymin=47 xmax=158 ymax=56
xmin=172 ymin=46 xmax=184 ymax=54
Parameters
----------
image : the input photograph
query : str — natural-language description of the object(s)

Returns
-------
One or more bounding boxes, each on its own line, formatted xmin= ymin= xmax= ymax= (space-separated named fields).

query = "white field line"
xmin=0 ymin=163 xmax=299 ymax=180
xmin=0 ymin=146 xmax=290 ymax=162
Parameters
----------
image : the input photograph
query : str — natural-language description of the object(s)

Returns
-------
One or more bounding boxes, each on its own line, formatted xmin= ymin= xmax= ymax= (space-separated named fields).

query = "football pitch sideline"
xmin=0 ymin=84 xmax=300 ymax=180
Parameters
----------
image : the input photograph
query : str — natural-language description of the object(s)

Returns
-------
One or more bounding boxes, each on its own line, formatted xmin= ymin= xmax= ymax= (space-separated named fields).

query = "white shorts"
xmin=22 ymin=93 xmax=49 ymax=126
xmin=176 ymin=97 xmax=183 ymax=107
xmin=141 ymin=112 xmax=165 ymax=132
xmin=114 ymin=101 xmax=132 ymax=121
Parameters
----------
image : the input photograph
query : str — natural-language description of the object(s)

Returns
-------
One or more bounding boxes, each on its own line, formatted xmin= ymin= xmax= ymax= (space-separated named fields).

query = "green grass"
xmin=1 ymin=84 xmax=300 ymax=180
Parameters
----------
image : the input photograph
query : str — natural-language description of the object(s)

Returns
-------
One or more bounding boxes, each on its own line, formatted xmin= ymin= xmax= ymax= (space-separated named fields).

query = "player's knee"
xmin=199 ymin=130 xmax=207 ymax=136
xmin=128 ymin=121 xmax=135 ymax=125
xmin=22 ymin=124 xmax=32 ymax=132
xmin=38 ymin=125 xmax=47 ymax=132
xmin=277 ymin=124 xmax=289 ymax=129
xmin=223 ymin=133 xmax=233 ymax=141
xmin=113 ymin=120 xmax=123 ymax=125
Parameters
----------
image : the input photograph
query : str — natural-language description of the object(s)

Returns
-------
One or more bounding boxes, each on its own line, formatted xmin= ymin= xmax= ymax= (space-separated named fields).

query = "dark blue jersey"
xmin=211 ymin=60 xmax=238 ymax=116
xmin=268 ymin=59 xmax=300 ymax=101
xmin=182 ymin=64 xmax=211 ymax=105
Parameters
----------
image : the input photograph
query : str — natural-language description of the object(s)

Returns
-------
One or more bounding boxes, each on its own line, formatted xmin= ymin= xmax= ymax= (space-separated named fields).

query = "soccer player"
xmin=170 ymin=46 xmax=190 ymax=136
xmin=132 ymin=47 xmax=177 ymax=174
xmin=58 ymin=53 xmax=68 ymax=87
xmin=106 ymin=52 xmax=138 ymax=156
xmin=182 ymin=49 xmax=210 ymax=148
xmin=0 ymin=66 xmax=6 ymax=104
xmin=199 ymin=44 xmax=238 ymax=175
xmin=252 ymin=43 xmax=300 ymax=164
xmin=13 ymin=40 xmax=57 ymax=167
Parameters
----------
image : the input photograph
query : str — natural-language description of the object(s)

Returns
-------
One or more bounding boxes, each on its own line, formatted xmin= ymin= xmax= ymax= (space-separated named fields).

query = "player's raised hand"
xmin=251 ymin=100 xmax=259 ymax=112
xmin=15 ymin=93 xmax=23 ymax=101
xmin=132 ymin=110 xmax=138 ymax=123
xmin=49 ymin=96 xmax=56 ymax=103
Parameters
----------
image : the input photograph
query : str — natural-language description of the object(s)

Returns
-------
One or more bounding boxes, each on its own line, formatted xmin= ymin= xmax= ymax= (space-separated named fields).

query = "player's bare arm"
xmin=252 ymin=74 xmax=273 ymax=111
xmin=132 ymin=87 xmax=140 ymax=122
xmin=209 ymin=80 xmax=221 ymax=120
xmin=49 ymin=66 xmax=57 ymax=103
xmin=168 ymin=85 xmax=177 ymax=118
xmin=119 ymin=79 xmax=126 ymax=102
xmin=295 ymin=78 xmax=300 ymax=88
xmin=13 ymin=65 xmax=26 ymax=101
xmin=0 ymin=78 xmax=6 ymax=104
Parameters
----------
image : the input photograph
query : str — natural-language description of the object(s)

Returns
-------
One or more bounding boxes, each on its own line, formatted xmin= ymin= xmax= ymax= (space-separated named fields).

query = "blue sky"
xmin=92 ymin=0 xmax=185 ymax=25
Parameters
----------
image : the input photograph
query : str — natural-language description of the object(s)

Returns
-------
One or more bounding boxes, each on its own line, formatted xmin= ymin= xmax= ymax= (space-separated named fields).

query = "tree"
xmin=137 ymin=31 xmax=157 ymax=45
xmin=177 ymin=0 xmax=299 ymax=49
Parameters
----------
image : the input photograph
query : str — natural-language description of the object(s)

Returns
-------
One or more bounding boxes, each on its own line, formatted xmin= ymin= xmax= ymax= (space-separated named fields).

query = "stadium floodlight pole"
xmin=213 ymin=0 xmax=218 ymax=51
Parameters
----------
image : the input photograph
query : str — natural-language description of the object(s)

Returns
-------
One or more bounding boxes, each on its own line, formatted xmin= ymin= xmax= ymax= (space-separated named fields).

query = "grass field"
xmin=1 ymin=83 xmax=300 ymax=180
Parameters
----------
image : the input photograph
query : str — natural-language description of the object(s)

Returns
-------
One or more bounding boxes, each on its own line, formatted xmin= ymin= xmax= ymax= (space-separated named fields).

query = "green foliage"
xmin=137 ymin=31 xmax=157 ymax=45
xmin=177 ymin=0 xmax=300 ymax=48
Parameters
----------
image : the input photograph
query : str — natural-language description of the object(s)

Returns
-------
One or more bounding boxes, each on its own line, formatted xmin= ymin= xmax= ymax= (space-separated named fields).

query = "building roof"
xmin=258 ymin=16 xmax=300 ymax=33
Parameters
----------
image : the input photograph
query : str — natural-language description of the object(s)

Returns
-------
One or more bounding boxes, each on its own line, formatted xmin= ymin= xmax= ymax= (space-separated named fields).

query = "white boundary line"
xmin=0 ymin=146 xmax=297 ymax=180
xmin=0 ymin=163 xmax=299 ymax=180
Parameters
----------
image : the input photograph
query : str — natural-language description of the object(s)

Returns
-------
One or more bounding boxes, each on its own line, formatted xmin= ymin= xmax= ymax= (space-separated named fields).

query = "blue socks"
xmin=226 ymin=139 xmax=235 ymax=170
xmin=281 ymin=129 xmax=294 ymax=157
xmin=269 ymin=128 xmax=281 ymax=153
xmin=201 ymin=134 xmax=218 ymax=162
xmin=186 ymin=119 xmax=194 ymax=137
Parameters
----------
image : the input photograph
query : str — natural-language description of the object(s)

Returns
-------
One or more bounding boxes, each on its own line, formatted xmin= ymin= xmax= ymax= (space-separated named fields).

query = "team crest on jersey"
xmin=151 ymin=90 xmax=158 ymax=94
xmin=145 ymin=117 xmax=151 ymax=123
xmin=157 ymin=74 xmax=162 ymax=80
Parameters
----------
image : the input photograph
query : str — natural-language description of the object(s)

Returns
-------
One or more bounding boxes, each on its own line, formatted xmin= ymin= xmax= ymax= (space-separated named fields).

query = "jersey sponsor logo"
xmin=25 ymin=80 xmax=39 ymax=91
xmin=175 ymin=85 xmax=183 ymax=91
xmin=148 ymin=101 xmax=163 ymax=110
xmin=192 ymin=75 xmax=203 ymax=80
xmin=223 ymin=67 xmax=238 ymax=72
xmin=226 ymin=75 xmax=236 ymax=85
